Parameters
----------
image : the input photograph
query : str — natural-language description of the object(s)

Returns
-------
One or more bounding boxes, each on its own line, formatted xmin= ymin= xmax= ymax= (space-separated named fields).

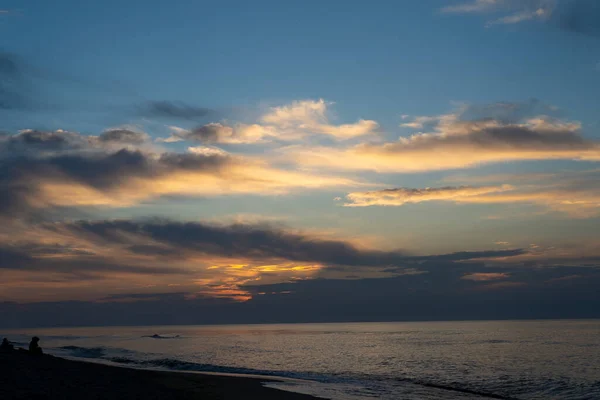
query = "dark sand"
xmin=0 ymin=351 xmax=319 ymax=399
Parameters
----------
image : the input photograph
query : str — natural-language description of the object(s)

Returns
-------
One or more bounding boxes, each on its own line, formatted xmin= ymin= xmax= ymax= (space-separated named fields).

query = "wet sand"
xmin=0 ymin=351 xmax=319 ymax=399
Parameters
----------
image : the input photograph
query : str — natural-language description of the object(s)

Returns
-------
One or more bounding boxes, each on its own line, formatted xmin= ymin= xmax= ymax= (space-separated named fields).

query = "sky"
xmin=1 ymin=0 xmax=600 ymax=327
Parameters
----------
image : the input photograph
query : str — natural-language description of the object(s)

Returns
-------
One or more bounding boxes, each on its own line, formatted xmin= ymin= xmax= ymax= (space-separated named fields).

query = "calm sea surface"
xmin=3 ymin=320 xmax=599 ymax=399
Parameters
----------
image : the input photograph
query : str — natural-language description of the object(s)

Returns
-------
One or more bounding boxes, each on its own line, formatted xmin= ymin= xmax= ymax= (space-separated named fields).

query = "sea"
xmin=3 ymin=320 xmax=599 ymax=399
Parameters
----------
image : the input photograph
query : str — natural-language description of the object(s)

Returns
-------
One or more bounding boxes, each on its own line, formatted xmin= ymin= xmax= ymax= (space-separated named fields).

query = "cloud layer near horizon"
xmin=1 ymin=97 xmax=599 ymax=308
xmin=0 ymin=217 xmax=526 ymax=302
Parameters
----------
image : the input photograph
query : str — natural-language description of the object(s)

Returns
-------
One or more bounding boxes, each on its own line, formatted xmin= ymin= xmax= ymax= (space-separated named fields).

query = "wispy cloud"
xmin=343 ymin=185 xmax=513 ymax=207
xmin=159 ymin=99 xmax=379 ymax=144
xmin=443 ymin=0 xmax=600 ymax=36
xmin=442 ymin=0 xmax=556 ymax=26
xmin=343 ymin=177 xmax=600 ymax=217
xmin=135 ymin=101 xmax=213 ymax=120
xmin=462 ymin=272 xmax=510 ymax=281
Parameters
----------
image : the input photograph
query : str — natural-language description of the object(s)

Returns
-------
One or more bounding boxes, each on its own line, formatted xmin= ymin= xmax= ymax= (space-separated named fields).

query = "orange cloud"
xmin=34 ymin=156 xmax=360 ymax=209
xmin=462 ymin=272 xmax=510 ymax=281
xmin=344 ymin=185 xmax=513 ymax=207
xmin=343 ymin=182 xmax=600 ymax=217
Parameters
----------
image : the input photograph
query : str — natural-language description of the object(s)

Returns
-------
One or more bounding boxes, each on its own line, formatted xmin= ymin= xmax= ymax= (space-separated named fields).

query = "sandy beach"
xmin=0 ymin=351 xmax=318 ymax=400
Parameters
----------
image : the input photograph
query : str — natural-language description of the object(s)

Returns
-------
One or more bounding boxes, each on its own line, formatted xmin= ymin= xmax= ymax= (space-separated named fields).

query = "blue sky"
xmin=1 ymin=0 xmax=600 ymax=325
xmin=4 ymin=0 xmax=600 ymax=133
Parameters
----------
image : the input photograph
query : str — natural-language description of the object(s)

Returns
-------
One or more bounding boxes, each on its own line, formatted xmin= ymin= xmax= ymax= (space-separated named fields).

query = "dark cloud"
xmin=137 ymin=101 xmax=213 ymax=119
xmin=443 ymin=0 xmax=600 ymax=37
xmin=96 ymin=129 xmax=149 ymax=145
xmin=0 ymin=247 xmax=33 ymax=269
xmin=0 ymin=130 xmax=88 ymax=155
xmin=0 ymin=242 xmax=190 ymax=275
xmin=0 ymin=145 xmax=230 ymax=217
xmin=554 ymin=0 xmax=600 ymax=37
xmin=460 ymin=99 xmax=562 ymax=124
xmin=0 ymin=49 xmax=214 ymax=118
xmin=60 ymin=219 xmax=525 ymax=267
xmin=0 ymin=51 xmax=32 ymax=110
xmin=164 ymin=123 xmax=236 ymax=144
xmin=185 ymin=123 xmax=230 ymax=142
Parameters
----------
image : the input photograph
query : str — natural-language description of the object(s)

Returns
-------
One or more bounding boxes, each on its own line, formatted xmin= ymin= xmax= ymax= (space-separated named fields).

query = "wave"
xmin=45 ymin=335 xmax=91 ymax=341
xmin=54 ymin=345 xmax=522 ymax=399
xmin=109 ymin=356 xmax=295 ymax=377
xmin=59 ymin=345 xmax=106 ymax=358
xmin=106 ymin=356 xmax=516 ymax=399
xmin=400 ymin=378 xmax=519 ymax=400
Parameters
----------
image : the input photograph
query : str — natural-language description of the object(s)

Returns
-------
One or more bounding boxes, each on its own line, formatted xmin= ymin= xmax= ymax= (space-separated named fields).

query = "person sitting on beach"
xmin=0 ymin=338 xmax=14 ymax=352
xmin=29 ymin=336 xmax=43 ymax=355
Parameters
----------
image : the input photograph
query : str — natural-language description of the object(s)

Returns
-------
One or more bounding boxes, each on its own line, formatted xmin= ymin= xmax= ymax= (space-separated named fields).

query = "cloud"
xmin=0 ymin=51 xmax=32 ymax=110
xmin=344 ymin=185 xmax=513 ymax=207
xmin=0 ymin=129 xmax=361 ymax=216
xmin=96 ymin=129 xmax=149 ymax=145
xmin=54 ymin=219 xmax=523 ymax=268
xmin=343 ymin=178 xmax=600 ymax=217
xmin=162 ymin=123 xmax=273 ymax=144
xmin=261 ymin=99 xmax=379 ymax=140
xmin=442 ymin=0 xmax=556 ymax=26
xmin=136 ymin=101 xmax=213 ymax=119
xmin=462 ymin=272 xmax=510 ymax=281
xmin=442 ymin=0 xmax=505 ymax=14
xmin=286 ymin=104 xmax=600 ymax=173
xmin=0 ymin=216 xmax=525 ymax=303
xmin=555 ymin=0 xmax=600 ymax=37
xmin=0 ymin=242 xmax=191 ymax=276
xmin=0 ymin=130 xmax=89 ymax=154
xmin=159 ymin=99 xmax=379 ymax=144
xmin=443 ymin=0 xmax=600 ymax=35
xmin=4 ymin=260 xmax=600 ymax=327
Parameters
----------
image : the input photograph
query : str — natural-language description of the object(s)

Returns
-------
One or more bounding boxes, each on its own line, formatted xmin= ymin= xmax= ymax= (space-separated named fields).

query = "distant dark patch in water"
xmin=476 ymin=340 xmax=512 ymax=344
xmin=109 ymin=356 xmax=137 ymax=364
xmin=142 ymin=334 xmax=181 ymax=339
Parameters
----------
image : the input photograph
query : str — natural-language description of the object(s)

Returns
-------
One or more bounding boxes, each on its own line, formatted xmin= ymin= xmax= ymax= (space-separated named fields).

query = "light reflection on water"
xmin=4 ymin=320 xmax=600 ymax=399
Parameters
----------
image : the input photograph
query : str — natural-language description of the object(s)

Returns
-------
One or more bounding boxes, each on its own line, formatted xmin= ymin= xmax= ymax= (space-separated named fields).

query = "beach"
xmin=0 ymin=351 xmax=317 ymax=400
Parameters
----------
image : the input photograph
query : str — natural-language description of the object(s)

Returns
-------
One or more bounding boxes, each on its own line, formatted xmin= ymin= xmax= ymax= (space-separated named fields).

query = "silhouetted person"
xmin=0 ymin=338 xmax=14 ymax=352
xmin=29 ymin=336 xmax=43 ymax=355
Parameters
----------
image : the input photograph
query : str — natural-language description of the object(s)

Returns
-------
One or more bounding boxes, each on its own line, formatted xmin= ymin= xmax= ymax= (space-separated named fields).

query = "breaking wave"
xmin=59 ymin=345 xmax=106 ymax=358
xmin=55 ymin=345 xmax=520 ymax=399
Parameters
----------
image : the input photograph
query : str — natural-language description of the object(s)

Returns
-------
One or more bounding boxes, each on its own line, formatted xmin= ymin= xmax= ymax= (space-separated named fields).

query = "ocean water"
xmin=3 ymin=320 xmax=599 ymax=399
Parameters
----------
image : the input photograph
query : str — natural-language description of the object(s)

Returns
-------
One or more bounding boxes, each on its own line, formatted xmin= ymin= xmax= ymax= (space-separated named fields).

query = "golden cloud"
xmin=285 ymin=114 xmax=600 ymax=172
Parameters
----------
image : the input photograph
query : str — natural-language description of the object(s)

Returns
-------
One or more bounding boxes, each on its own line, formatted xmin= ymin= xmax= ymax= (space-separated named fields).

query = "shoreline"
xmin=0 ymin=351 xmax=321 ymax=399
xmin=58 ymin=353 xmax=312 ymax=384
